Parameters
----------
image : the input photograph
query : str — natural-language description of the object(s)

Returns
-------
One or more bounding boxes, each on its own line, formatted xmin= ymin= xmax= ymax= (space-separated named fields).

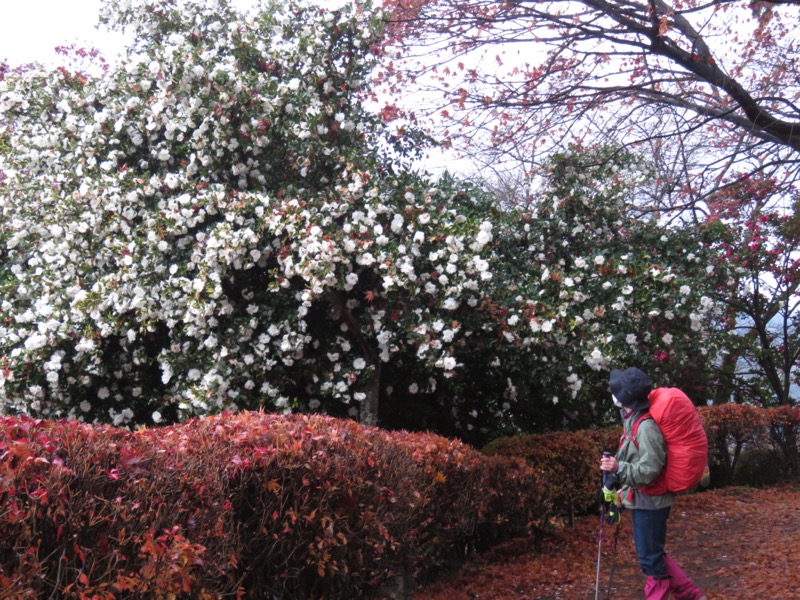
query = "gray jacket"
xmin=615 ymin=409 xmax=675 ymax=510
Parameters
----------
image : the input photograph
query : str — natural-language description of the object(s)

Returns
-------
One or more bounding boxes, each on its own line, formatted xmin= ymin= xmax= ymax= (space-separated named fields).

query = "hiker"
xmin=599 ymin=367 xmax=707 ymax=600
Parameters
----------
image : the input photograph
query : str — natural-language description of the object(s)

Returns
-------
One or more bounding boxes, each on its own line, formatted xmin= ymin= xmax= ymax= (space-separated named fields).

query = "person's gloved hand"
xmin=599 ymin=452 xmax=622 ymax=525
xmin=603 ymin=470 xmax=619 ymax=491
xmin=602 ymin=472 xmax=622 ymax=525
xmin=602 ymin=485 xmax=618 ymax=505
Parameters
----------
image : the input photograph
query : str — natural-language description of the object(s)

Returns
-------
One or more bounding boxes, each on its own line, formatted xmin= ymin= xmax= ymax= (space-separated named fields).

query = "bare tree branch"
xmin=382 ymin=0 xmax=800 ymax=209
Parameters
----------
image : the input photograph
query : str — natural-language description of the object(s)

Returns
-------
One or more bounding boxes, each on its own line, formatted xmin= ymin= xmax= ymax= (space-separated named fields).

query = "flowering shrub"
xmin=0 ymin=0 xmax=510 ymax=428
xmin=0 ymin=0 xmax=731 ymax=439
xmin=0 ymin=412 xmax=546 ymax=598
xmin=703 ymin=177 xmax=800 ymax=407
xmin=457 ymin=145 xmax=731 ymax=435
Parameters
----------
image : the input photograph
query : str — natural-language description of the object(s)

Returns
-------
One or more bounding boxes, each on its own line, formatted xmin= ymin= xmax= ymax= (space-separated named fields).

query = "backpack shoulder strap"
xmin=619 ymin=412 xmax=652 ymax=450
xmin=632 ymin=412 xmax=652 ymax=436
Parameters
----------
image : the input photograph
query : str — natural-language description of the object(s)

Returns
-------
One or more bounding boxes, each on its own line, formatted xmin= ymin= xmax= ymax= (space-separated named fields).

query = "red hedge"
xmin=484 ymin=404 xmax=799 ymax=511
xmin=482 ymin=428 xmax=620 ymax=522
xmin=3 ymin=405 xmax=795 ymax=597
xmin=0 ymin=412 xmax=546 ymax=598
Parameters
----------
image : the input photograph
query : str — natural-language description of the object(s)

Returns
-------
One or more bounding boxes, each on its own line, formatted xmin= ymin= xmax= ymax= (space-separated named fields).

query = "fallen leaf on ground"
xmin=416 ymin=484 xmax=800 ymax=600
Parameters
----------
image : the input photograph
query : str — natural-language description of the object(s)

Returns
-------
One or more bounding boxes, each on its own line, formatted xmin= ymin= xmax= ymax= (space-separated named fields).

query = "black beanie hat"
xmin=609 ymin=367 xmax=653 ymax=411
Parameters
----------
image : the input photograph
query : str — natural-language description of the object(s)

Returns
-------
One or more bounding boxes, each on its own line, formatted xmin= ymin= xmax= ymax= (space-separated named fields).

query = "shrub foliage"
xmin=0 ymin=412 xmax=544 ymax=598
xmin=1 ymin=404 xmax=797 ymax=597
xmin=483 ymin=428 xmax=620 ymax=522
xmin=484 ymin=404 xmax=800 ymax=518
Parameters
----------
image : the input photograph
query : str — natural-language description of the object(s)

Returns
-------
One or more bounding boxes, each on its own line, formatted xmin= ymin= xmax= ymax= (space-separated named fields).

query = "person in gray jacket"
xmin=600 ymin=367 xmax=706 ymax=600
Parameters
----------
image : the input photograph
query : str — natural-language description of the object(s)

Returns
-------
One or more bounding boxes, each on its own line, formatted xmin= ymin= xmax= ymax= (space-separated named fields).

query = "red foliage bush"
xmin=765 ymin=405 xmax=800 ymax=478
xmin=482 ymin=428 xmax=620 ymax=523
xmin=0 ymin=412 xmax=547 ymax=598
xmin=698 ymin=403 xmax=769 ymax=445
xmin=3 ymin=405 xmax=794 ymax=597
xmin=0 ymin=416 xmax=238 ymax=598
xmin=699 ymin=403 xmax=770 ymax=487
xmin=476 ymin=405 xmax=800 ymax=524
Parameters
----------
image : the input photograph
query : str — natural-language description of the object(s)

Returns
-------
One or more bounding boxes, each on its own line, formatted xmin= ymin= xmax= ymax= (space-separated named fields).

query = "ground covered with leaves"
xmin=416 ymin=484 xmax=800 ymax=599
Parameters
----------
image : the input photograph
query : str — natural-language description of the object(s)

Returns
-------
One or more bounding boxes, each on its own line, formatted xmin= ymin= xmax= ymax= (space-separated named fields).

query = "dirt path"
xmin=415 ymin=484 xmax=800 ymax=599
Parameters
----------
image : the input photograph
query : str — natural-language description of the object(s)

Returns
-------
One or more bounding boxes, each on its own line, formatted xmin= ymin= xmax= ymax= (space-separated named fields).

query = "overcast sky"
xmin=0 ymin=0 xmax=125 ymax=66
xmin=0 ymin=0 xmax=353 ymax=67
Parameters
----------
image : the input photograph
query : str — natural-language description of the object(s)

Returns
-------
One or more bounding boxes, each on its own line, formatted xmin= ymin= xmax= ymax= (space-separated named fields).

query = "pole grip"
xmin=602 ymin=451 xmax=611 ymax=488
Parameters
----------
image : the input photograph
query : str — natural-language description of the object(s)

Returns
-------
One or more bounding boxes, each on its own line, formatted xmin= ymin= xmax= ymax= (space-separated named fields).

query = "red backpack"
xmin=623 ymin=387 xmax=708 ymax=494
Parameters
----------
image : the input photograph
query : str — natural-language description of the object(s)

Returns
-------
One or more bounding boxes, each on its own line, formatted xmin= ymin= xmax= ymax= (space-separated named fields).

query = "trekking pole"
xmin=605 ymin=518 xmax=621 ymax=600
xmin=594 ymin=451 xmax=611 ymax=600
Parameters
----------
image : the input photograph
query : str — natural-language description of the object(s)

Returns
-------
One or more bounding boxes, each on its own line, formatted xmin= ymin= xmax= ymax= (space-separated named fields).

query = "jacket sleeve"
xmin=616 ymin=419 xmax=667 ymax=488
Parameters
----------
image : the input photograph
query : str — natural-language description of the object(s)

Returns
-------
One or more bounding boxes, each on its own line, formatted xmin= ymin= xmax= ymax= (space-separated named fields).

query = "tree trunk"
xmin=325 ymin=290 xmax=382 ymax=427
xmin=707 ymin=430 xmax=734 ymax=488
xmin=360 ymin=363 xmax=382 ymax=427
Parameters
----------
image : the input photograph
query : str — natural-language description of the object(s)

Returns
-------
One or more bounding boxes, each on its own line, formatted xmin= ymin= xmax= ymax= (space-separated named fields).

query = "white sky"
xmin=0 ymin=0 xmax=124 ymax=66
xmin=0 ymin=0 xmax=351 ymax=67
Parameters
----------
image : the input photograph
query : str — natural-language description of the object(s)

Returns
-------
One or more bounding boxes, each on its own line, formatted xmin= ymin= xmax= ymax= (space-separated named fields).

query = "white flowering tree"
xmin=0 ymin=0 xmax=731 ymax=440
xmin=0 ymin=0 xmax=504 ymax=427
xmin=456 ymin=145 xmax=733 ymax=434
xmin=358 ymin=145 xmax=733 ymax=440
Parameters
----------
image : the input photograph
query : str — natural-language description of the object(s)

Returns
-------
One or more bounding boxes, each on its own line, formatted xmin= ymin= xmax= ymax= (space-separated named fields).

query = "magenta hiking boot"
xmin=644 ymin=575 xmax=670 ymax=599
xmin=664 ymin=554 xmax=706 ymax=600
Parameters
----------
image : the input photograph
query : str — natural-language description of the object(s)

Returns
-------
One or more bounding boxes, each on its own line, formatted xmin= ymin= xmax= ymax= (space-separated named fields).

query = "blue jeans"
xmin=631 ymin=507 xmax=670 ymax=578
